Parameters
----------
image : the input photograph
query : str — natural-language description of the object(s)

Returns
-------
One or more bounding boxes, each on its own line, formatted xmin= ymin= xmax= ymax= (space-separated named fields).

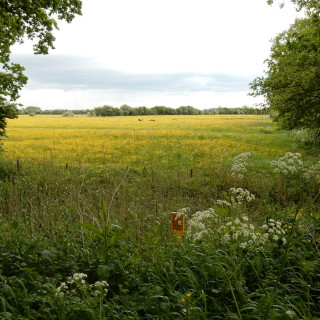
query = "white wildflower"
xmin=55 ymin=282 xmax=68 ymax=298
xmin=230 ymin=152 xmax=252 ymax=179
xmin=222 ymin=233 xmax=231 ymax=243
xmin=229 ymin=187 xmax=255 ymax=204
xmin=271 ymin=152 xmax=304 ymax=176
xmin=216 ymin=200 xmax=232 ymax=207
xmin=240 ymin=242 xmax=247 ymax=249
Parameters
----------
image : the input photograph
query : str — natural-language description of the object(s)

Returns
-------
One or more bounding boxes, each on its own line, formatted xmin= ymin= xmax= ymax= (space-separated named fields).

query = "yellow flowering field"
xmin=3 ymin=114 xmax=294 ymax=168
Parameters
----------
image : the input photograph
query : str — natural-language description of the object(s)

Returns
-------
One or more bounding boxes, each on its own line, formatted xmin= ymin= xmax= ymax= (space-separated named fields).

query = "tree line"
xmin=19 ymin=105 xmax=263 ymax=117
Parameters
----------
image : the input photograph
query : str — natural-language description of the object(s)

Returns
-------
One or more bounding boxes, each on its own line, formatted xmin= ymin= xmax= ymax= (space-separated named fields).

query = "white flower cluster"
xmin=231 ymin=152 xmax=251 ymax=179
xmin=229 ymin=188 xmax=255 ymax=204
xmin=186 ymin=208 xmax=218 ymax=241
xmin=92 ymin=280 xmax=109 ymax=296
xmin=67 ymin=272 xmax=87 ymax=284
xmin=186 ymin=208 xmax=288 ymax=251
xmin=217 ymin=215 xmax=268 ymax=250
xmin=261 ymin=219 xmax=286 ymax=244
xmin=175 ymin=207 xmax=190 ymax=221
xmin=55 ymin=273 xmax=109 ymax=298
xmin=271 ymin=152 xmax=303 ymax=176
xmin=56 ymin=282 xmax=68 ymax=298
xmin=303 ymin=160 xmax=320 ymax=184
xmin=177 ymin=207 xmax=190 ymax=214
xmin=216 ymin=199 xmax=232 ymax=207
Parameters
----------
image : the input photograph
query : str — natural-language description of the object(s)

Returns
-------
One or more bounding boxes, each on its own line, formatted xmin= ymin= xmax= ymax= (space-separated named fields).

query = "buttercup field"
xmin=1 ymin=114 xmax=320 ymax=319
xmin=4 ymin=115 xmax=293 ymax=168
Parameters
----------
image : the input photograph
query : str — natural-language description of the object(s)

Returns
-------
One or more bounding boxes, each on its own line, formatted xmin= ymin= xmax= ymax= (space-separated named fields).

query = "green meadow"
xmin=0 ymin=115 xmax=319 ymax=319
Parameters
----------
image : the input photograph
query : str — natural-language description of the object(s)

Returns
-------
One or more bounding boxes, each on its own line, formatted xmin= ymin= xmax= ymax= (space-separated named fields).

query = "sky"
xmin=11 ymin=0 xmax=301 ymax=110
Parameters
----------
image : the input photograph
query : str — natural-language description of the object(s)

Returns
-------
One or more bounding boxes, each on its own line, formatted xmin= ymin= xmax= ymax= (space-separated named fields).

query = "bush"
xmin=62 ymin=111 xmax=74 ymax=117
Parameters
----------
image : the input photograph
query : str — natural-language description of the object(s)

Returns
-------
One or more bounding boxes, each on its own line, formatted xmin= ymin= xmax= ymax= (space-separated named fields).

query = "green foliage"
xmin=176 ymin=105 xmax=202 ymax=115
xmin=120 ymin=104 xmax=136 ymax=116
xmin=62 ymin=111 xmax=74 ymax=117
xmin=252 ymin=0 xmax=320 ymax=134
xmin=150 ymin=105 xmax=177 ymax=115
xmin=0 ymin=0 xmax=82 ymax=144
xmin=94 ymin=105 xmax=123 ymax=117
xmin=0 ymin=97 xmax=18 ymax=138
xmin=1 ymin=150 xmax=320 ymax=318
xmin=20 ymin=106 xmax=43 ymax=115
xmin=250 ymin=15 xmax=320 ymax=133
xmin=0 ymin=0 xmax=82 ymax=98
xmin=0 ymin=97 xmax=18 ymax=151
xmin=268 ymin=0 xmax=320 ymax=14
xmin=90 ymin=105 xmax=259 ymax=117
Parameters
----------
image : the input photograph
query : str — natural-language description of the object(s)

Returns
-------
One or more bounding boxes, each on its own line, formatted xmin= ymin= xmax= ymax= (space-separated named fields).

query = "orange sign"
xmin=171 ymin=212 xmax=184 ymax=238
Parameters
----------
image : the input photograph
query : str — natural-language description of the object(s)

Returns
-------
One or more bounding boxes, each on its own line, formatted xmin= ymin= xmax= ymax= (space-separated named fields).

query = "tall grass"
xmin=0 ymin=115 xmax=320 ymax=319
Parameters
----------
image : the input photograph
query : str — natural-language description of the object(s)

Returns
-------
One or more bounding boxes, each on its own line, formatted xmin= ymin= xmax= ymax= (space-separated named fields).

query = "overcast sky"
xmin=11 ymin=0 xmax=300 ymax=110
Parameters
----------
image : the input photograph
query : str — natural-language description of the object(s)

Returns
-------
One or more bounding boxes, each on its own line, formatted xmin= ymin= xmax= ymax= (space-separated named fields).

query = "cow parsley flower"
xmin=230 ymin=188 xmax=255 ymax=204
xmin=261 ymin=219 xmax=286 ymax=244
xmin=271 ymin=152 xmax=304 ymax=176
xmin=230 ymin=152 xmax=252 ymax=179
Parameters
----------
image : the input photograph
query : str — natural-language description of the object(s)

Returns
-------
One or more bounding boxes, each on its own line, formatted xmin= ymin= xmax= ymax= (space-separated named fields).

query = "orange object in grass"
xmin=171 ymin=212 xmax=184 ymax=238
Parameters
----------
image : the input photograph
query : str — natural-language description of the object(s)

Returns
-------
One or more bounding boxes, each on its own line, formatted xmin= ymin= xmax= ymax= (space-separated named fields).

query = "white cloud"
xmin=18 ymin=87 xmax=259 ymax=109
xmin=11 ymin=0 xmax=301 ymax=109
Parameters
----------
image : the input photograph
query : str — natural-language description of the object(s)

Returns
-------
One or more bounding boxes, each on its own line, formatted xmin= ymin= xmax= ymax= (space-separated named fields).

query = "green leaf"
xmin=97 ymin=264 xmax=110 ymax=280
xmin=79 ymin=223 xmax=103 ymax=239
xmin=39 ymin=249 xmax=55 ymax=263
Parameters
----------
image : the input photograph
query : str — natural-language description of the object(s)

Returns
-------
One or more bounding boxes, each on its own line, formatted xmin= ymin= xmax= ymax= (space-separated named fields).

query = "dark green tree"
xmin=0 ymin=0 xmax=82 ymax=148
xmin=150 ymin=106 xmax=177 ymax=115
xmin=94 ymin=105 xmax=122 ymax=117
xmin=135 ymin=106 xmax=150 ymax=115
xmin=23 ymin=106 xmax=42 ymax=115
xmin=250 ymin=15 xmax=320 ymax=132
xmin=120 ymin=104 xmax=135 ymax=116
xmin=176 ymin=106 xmax=202 ymax=115
xmin=0 ymin=97 xmax=18 ymax=138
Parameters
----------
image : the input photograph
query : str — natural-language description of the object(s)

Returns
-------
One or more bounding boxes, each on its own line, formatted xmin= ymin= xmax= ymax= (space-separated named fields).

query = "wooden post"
xmin=190 ymin=169 xmax=193 ymax=178
xmin=65 ymin=163 xmax=68 ymax=170
xmin=171 ymin=212 xmax=184 ymax=238
xmin=16 ymin=160 xmax=20 ymax=172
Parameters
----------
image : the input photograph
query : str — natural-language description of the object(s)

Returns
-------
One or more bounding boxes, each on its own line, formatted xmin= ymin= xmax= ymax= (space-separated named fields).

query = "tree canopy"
xmin=0 ymin=0 xmax=82 ymax=146
xmin=250 ymin=0 xmax=320 ymax=133
xmin=250 ymin=15 xmax=320 ymax=131
xmin=267 ymin=0 xmax=320 ymax=14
